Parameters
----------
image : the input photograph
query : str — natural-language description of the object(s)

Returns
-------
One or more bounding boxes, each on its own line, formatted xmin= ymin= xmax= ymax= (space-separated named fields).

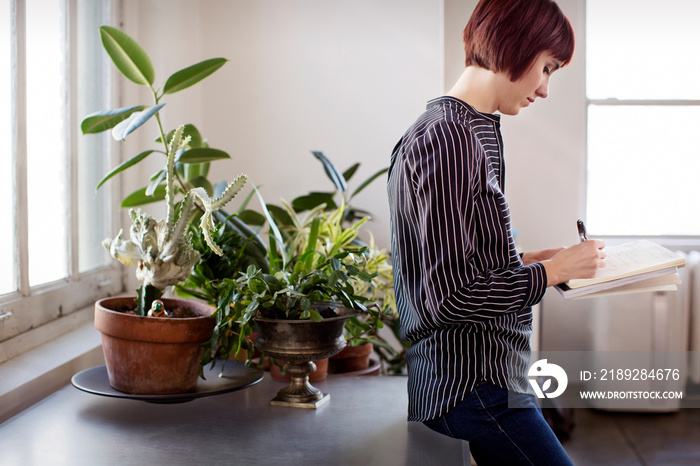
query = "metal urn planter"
xmin=254 ymin=303 xmax=354 ymax=408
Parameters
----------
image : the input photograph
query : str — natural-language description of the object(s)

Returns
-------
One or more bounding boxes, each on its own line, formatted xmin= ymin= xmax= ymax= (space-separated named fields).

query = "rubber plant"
xmin=81 ymin=26 xmax=249 ymax=314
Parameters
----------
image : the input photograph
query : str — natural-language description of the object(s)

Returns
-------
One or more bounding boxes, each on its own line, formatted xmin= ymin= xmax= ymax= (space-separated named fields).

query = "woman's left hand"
xmin=522 ymin=248 xmax=565 ymax=265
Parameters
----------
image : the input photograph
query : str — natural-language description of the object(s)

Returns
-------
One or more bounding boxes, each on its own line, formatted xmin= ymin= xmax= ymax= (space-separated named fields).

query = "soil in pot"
xmin=95 ymin=296 xmax=215 ymax=395
xmin=329 ymin=342 xmax=373 ymax=373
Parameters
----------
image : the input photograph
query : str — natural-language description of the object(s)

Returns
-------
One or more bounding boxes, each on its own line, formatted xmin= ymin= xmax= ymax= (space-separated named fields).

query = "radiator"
xmin=586 ymin=250 xmax=700 ymax=412
xmin=686 ymin=251 xmax=700 ymax=383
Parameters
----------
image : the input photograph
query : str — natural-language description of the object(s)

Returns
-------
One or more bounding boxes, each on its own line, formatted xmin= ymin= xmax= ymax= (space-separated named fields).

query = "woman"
xmin=387 ymin=0 xmax=606 ymax=464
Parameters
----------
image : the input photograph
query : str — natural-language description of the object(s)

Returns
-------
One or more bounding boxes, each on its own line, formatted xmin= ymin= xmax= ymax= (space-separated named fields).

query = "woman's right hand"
xmin=542 ymin=240 xmax=606 ymax=286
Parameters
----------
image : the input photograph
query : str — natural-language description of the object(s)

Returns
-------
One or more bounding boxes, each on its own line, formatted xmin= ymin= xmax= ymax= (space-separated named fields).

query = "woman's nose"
xmin=536 ymin=77 xmax=550 ymax=99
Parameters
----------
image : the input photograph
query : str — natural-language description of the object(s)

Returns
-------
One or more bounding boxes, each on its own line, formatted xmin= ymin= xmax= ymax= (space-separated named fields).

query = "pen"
xmin=577 ymin=219 xmax=588 ymax=242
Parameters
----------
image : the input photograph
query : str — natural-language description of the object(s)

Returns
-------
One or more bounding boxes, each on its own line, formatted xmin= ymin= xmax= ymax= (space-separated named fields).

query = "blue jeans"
xmin=423 ymin=383 xmax=573 ymax=465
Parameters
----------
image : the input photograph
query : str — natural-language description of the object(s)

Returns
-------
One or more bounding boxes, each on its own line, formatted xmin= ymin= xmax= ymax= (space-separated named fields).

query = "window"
xmin=0 ymin=0 xmax=121 ymax=347
xmin=586 ymin=0 xmax=700 ymax=236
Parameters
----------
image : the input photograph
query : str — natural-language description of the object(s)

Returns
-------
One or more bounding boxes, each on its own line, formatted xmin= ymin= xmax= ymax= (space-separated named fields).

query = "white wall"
xmin=116 ymin=0 xmax=601 ymax=351
xmin=119 ymin=0 xmax=442 ymax=251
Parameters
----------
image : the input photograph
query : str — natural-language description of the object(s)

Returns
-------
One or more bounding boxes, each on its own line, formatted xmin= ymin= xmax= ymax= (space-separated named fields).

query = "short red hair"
xmin=463 ymin=0 xmax=575 ymax=81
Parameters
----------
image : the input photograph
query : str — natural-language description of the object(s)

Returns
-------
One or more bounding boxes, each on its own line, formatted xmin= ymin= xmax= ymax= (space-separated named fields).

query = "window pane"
xmin=26 ymin=0 xmax=68 ymax=285
xmin=587 ymin=105 xmax=700 ymax=236
xmin=587 ymin=0 xmax=700 ymax=100
xmin=77 ymin=0 xmax=110 ymax=272
xmin=0 ymin=0 xmax=13 ymax=294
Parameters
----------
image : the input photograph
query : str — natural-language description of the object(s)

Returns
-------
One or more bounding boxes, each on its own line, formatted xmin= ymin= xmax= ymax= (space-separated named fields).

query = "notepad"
xmin=555 ymin=240 xmax=686 ymax=299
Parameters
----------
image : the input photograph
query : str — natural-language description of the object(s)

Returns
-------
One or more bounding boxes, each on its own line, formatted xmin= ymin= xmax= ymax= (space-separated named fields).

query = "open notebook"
xmin=555 ymin=240 xmax=686 ymax=299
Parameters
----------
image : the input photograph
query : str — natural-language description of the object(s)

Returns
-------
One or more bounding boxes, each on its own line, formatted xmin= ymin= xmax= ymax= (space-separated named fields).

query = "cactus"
xmin=103 ymin=126 xmax=247 ymax=315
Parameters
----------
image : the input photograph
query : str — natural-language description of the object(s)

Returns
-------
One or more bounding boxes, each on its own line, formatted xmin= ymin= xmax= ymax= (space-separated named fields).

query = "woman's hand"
xmin=541 ymin=240 xmax=607 ymax=286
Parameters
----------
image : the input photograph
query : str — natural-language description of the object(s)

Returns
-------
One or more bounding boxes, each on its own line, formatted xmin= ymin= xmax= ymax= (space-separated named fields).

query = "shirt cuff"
xmin=524 ymin=262 xmax=548 ymax=307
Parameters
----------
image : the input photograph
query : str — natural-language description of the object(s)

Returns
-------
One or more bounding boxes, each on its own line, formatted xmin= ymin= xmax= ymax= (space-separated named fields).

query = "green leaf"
xmin=146 ymin=171 xmax=166 ymax=196
xmin=303 ymin=218 xmax=321 ymax=273
xmin=265 ymin=204 xmax=294 ymax=227
xmin=308 ymin=309 xmax=323 ymax=322
xmin=96 ymin=150 xmax=157 ymax=191
xmin=157 ymin=124 xmax=203 ymax=148
xmin=121 ymin=184 xmax=167 ymax=207
xmin=291 ymin=193 xmax=336 ymax=212
xmin=184 ymin=162 xmax=201 ymax=181
xmin=331 ymin=257 xmax=341 ymax=271
xmin=351 ymin=167 xmax=389 ymax=199
xmin=81 ymin=105 xmax=146 ymax=134
xmin=312 ymin=150 xmax=347 ymax=192
xmin=163 ymin=58 xmax=228 ymax=95
xmin=99 ymin=26 xmax=155 ymax=86
xmin=149 ymin=169 xmax=164 ymax=182
xmin=187 ymin=176 xmax=214 ymax=196
xmin=253 ymin=186 xmax=286 ymax=260
xmin=237 ymin=209 xmax=266 ymax=226
xmin=177 ymin=147 xmax=230 ymax=163
xmin=244 ymin=300 xmax=259 ymax=317
xmin=342 ymin=163 xmax=360 ymax=183
xmin=112 ymin=104 xmax=165 ymax=141
xmin=200 ymin=161 xmax=210 ymax=178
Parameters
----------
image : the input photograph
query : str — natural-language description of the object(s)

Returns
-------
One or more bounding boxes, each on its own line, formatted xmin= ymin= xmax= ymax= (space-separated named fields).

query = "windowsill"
xmin=0 ymin=306 xmax=104 ymax=423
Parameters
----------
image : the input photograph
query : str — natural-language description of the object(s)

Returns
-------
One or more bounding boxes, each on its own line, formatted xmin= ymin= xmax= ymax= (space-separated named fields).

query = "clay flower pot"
xmin=329 ymin=342 xmax=373 ymax=373
xmin=94 ymin=296 xmax=215 ymax=395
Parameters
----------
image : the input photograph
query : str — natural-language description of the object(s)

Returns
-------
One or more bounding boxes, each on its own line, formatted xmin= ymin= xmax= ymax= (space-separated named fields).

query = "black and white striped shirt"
xmin=387 ymin=96 xmax=548 ymax=422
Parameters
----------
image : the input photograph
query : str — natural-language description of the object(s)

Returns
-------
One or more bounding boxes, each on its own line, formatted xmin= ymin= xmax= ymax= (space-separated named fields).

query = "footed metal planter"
xmin=255 ymin=303 xmax=354 ymax=408
xmin=94 ymin=297 xmax=215 ymax=395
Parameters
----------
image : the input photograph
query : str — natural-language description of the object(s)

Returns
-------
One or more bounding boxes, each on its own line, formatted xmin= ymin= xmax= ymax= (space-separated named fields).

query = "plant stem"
xmin=151 ymin=87 xmax=192 ymax=196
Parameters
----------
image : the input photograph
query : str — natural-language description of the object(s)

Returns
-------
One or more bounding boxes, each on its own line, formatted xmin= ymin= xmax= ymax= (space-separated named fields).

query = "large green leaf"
xmin=111 ymin=104 xmax=165 ymax=141
xmin=291 ymin=193 xmax=336 ymax=212
xmin=312 ymin=150 xmax=347 ymax=192
xmin=99 ymin=26 xmax=155 ymax=86
xmin=121 ymin=184 xmax=167 ymax=207
xmin=163 ymin=58 xmax=228 ymax=95
xmin=265 ymin=204 xmax=294 ymax=227
xmin=177 ymin=148 xmax=230 ymax=163
xmin=350 ymin=167 xmax=388 ymax=199
xmin=81 ymin=105 xmax=146 ymax=134
xmin=184 ymin=162 xmax=201 ymax=181
xmin=157 ymin=124 xmax=204 ymax=148
xmin=96 ymin=150 xmax=158 ymax=191
xmin=236 ymin=209 xmax=266 ymax=227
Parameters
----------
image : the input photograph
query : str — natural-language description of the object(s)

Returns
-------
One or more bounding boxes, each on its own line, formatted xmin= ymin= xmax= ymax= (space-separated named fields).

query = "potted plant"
xmin=207 ymin=199 xmax=388 ymax=406
xmin=82 ymin=26 xmax=248 ymax=394
xmin=261 ymin=151 xmax=400 ymax=374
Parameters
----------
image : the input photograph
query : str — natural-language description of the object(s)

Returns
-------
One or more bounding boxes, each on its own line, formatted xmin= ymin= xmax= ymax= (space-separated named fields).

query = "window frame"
xmin=0 ymin=0 xmax=123 ymax=353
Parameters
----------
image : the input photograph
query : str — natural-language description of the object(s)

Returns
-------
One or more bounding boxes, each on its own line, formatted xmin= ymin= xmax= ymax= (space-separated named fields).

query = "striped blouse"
xmin=387 ymin=96 xmax=548 ymax=422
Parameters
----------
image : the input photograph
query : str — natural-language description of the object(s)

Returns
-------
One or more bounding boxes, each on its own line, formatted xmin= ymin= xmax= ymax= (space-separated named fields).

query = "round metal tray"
xmin=71 ymin=360 xmax=263 ymax=403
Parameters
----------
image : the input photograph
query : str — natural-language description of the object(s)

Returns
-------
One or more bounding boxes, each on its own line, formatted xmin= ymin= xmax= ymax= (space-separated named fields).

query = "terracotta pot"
xmin=94 ymin=296 xmax=215 ymax=395
xmin=269 ymin=358 xmax=329 ymax=382
xmin=329 ymin=342 xmax=373 ymax=373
